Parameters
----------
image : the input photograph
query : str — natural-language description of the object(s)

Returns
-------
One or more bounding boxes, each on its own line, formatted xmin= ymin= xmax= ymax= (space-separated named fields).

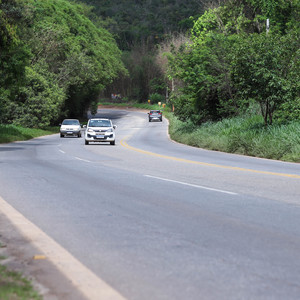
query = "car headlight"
xmin=87 ymin=128 xmax=94 ymax=133
xmin=107 ymin=128 xmax=113 ymax=132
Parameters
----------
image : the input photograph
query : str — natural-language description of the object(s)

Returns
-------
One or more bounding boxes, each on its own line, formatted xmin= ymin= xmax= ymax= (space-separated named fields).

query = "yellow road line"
xmin=120 ymin=139 xmax=300 ymax=179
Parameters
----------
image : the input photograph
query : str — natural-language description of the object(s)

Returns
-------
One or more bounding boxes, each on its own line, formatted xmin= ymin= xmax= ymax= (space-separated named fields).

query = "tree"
xmin=0 ymin=0 xmax=126 ymax=127
xmin=165 ymin=0 xmax=300 ymax=124
xmin=230 ymin=31 xmax=299 ymax=125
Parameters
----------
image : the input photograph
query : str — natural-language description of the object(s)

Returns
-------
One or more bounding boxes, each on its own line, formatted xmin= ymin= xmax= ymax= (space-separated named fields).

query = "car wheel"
xmin=110 ymin=141 xmax=115 ymax=145
xmin=85 ymin=140 xmax=89 ymax=145
xmin=60 ymin=133 xmax=64 ymax=138
xmin=78 ymin=133 xmax=81 ymax=138
xmin=149 ymin=119 xmax=151 ymax=122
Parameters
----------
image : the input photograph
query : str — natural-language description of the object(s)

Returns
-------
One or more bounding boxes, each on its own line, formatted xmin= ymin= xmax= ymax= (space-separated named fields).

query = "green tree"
xmin=0 ymin=0 xmax=126 ymax=127
xmin=0 ymin=0 xmax=30 ymax=123
xmin=231 ymin=31 xmax=299 ymax=125
xmin=166 ymin=0 xmax=299 ymax=124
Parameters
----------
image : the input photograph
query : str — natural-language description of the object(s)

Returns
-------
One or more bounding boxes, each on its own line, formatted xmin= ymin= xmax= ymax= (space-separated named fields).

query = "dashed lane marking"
xmin=145 ymin=175 xmax=238 ymax=195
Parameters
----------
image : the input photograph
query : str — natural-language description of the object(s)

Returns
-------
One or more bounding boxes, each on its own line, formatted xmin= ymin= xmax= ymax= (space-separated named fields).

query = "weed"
xmin=0 ymin=265 xmax=41 ymax=299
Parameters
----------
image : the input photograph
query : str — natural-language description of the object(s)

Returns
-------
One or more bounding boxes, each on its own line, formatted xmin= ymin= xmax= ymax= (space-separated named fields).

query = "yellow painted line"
xmin=120 ymin=139 xmax=300 ymax=179
xmin=33 ymin=255 xmax=47 ymax=260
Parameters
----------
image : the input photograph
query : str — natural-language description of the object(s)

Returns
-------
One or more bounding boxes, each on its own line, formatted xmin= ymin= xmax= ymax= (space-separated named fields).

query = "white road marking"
xmin=59 ymin=150 xmax=65 ymax=154
xmin=145 ymin=175 xmax=238 ymax=195
xmin=75 ymin=157 xmax=91 ymax=163
xmin=0 ymin=196 xmax=127 ymax=300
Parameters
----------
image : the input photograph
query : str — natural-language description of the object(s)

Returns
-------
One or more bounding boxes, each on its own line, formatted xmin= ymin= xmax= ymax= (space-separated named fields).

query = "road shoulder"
xmin=0 ymin=210 xmax=85 ymax=300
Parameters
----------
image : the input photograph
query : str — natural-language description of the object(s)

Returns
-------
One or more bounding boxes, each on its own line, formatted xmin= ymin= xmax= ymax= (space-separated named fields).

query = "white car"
xmin=84 ymin=118 xmax=116 ymax=145
xmin=60 ymin=119 xmax=82 ymax=137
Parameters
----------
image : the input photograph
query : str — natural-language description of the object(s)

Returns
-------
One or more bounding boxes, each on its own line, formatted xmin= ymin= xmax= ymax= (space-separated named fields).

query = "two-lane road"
xmin=1 ymin=109 xmax=300 ymax=300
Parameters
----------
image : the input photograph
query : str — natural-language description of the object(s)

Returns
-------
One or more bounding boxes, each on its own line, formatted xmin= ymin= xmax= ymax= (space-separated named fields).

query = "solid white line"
xmin=59 ymin=150 xmax=65 ymax=154
xmin=0 ymin=196 xmax=127 ymax=300
xmin=145 ymin=175 xmax=238 ymax=195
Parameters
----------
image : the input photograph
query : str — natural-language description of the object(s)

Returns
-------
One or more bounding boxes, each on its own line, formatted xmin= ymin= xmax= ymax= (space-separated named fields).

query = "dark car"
xmin=148 ymin=110 xmax=162 ymax=122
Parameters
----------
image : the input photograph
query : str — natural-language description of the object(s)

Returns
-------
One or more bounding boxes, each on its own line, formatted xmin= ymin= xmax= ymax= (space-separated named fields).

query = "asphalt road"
xmin=0 ymin=109 xmax=300 ymax=300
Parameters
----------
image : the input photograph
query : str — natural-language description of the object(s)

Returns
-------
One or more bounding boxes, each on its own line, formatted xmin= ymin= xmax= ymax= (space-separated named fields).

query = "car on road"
xmin=84 ymin=118 xmax=116 ymax=145
xmin=60 ymin=119 xmax=82 ymax=138
xmin=148 ymin=110 xmax=162 ymax=122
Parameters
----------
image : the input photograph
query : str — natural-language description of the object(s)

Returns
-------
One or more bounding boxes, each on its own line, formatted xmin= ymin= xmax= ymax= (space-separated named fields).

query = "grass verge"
xmin=98 ymin=101 xmax=161 ymax=111
xmin=99 ymin=101 xmax=300 ymax=162
xmin=0 ymin=242 xmax=41 ymax=300
xmin=166 ymin=112 xmax=300 ymax=162
xmin=0 ymin=265 xmax=41 ymax=300
xmin=0 ymin=125 xmax=58 ymax=144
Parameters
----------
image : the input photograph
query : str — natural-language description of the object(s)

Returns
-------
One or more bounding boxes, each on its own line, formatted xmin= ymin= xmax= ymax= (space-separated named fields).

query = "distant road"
xmin=1 ymin=109 xmax=300 ymax=300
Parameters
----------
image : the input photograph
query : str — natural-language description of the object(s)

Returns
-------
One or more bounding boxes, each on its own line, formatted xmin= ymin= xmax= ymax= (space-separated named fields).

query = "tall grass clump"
xmin=166 ymin=113 xmax=300 ymax=162
xmin=0 ymin=124 xmax=58 ymax=144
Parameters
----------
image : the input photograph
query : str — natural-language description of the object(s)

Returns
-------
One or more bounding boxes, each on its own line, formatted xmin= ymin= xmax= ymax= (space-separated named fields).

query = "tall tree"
xmin=0 ymin=0 xmax=126 ymax=126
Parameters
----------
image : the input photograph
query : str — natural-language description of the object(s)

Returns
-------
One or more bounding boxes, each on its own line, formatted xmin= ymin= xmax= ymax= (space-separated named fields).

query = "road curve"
xmin=0 ymin=108 xmax=300 ymax=300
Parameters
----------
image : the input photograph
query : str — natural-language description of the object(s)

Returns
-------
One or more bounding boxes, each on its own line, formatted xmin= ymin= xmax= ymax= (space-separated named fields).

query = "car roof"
xmin=89 ymin=118 xmax=110 ymax=120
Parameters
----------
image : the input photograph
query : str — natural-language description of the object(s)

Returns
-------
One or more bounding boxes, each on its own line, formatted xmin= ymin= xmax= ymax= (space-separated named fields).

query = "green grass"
xmin=99 ymin=101 xmax=300 ymax=162
xmin=166 ymin=112 xmax=300 ymax=162
xmin=0 ymin=264 xmax=41 ymax=300
xmin=0 ymin=124 xmax=58 ymax=144
xmin=98 ymin=100 xmax=163 ymax=111
xmin=0 ymin=242 xmax=41 ymax=300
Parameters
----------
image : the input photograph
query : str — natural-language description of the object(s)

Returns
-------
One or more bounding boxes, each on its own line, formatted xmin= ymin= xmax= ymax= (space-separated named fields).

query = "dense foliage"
xmin=0 ymin=0 xmax=125 ymax=127
xmin=1 ymin=0 xmax=299 ymax=128
xmin=78 ymin=0 xmax=207 ymax=102
xmin=164 ymin=0 xmax=300 ymax=125
xmin=80 ymin=0 xmax=204 ymax=50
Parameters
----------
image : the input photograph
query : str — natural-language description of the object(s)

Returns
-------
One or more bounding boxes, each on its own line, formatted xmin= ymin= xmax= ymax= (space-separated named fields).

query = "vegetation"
xmin=166 ymin=111 xmax=300 ymax=162
xmin=0 ymin=124 xmax=58 ymax=143
xmin=0 ymin=0 xmax=126 ymax=128
xmin=80 ymin=0 xmax=205 ymax=50
xmin=0 ymin=251 xmax=41 ymax=300
xmin=99 ymin=101 xmax=300 ymax=162
xmin=1 ymin=0 xmax=299 ymax=161
xmin=163 ymin=0 xmax=299 ymax=125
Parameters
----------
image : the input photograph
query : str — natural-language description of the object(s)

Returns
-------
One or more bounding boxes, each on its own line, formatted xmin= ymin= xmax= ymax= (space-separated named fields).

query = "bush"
xmin=167 ymin=113 xmax=300 ymax=162
xmin=149 ymin=93 xmax=165 ymax=104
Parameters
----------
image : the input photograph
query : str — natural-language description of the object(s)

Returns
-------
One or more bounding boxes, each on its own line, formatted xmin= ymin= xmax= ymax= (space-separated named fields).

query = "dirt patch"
xmin=0 ymin=212 xmax=86 ymax=300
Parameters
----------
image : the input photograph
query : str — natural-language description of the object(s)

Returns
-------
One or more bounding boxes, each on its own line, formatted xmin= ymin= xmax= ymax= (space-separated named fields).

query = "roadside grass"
xmin=98 ymin=100 xmax=162 ymax=111
xmin=0 ymin=265 xmax=41 ymax=300
xmin=166 ymin=112 xmax=300 ymax=162
xmin=99 ymin=101 xmax=300 ymax=162
xmin=0 ymin=124 xmax=58 ymax=144
xmin=0 ymin=243 xmax=41 ymax=300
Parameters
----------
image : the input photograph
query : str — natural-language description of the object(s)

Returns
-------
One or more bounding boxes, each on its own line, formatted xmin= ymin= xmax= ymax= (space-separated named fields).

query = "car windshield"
xmin=62 ymin=119 xmax=79 ymax=125
xmin=89 ymin=120 xmax=111 ymax=127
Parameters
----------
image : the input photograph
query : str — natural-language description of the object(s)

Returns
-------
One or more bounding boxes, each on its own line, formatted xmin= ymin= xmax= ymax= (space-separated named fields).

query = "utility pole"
xmin=266 ymin=19 xmax=270 ymax=34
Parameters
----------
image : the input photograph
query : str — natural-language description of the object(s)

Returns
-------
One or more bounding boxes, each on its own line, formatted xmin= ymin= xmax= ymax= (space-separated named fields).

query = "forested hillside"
xmin=0 ymin=0 xmax=299 ymax=128
xmin=81 ymin=0 xmax=204 ymax=50
xmin=0 ymin=0 xmax=125 ymax=127
xmin=79 ymin=0 xmax=299 ymax=126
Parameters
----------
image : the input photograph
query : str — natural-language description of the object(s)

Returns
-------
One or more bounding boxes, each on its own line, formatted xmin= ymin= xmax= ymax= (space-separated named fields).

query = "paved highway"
xmin=0 ymin=109 xmax=300 ymax=300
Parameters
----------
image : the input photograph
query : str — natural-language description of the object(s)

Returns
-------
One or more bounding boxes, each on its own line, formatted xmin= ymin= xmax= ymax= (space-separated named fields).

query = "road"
xmin=0 ymin=108 xmax=300 ymax=300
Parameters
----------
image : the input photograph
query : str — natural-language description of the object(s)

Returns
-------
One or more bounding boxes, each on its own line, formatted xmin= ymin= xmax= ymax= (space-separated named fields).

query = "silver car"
xmin=84 ymin=118 xmax=116 ymax=145
xmin=60 ymin=119 xmax=82 ymax=137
